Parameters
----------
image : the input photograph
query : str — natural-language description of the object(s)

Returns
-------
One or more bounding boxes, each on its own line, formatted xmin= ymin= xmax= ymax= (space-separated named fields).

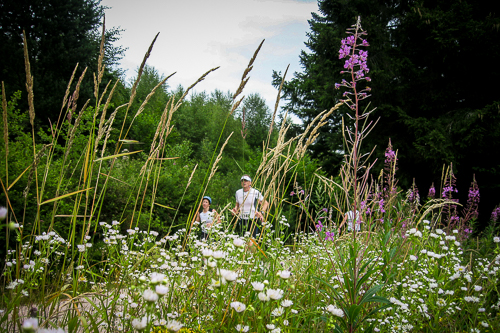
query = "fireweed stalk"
xmin=312 ymin=17 xmax=398 ymax=333
xmin=383 ymin=139 xmax=398 ymax=203
xmin=460 ymin=175 xmax=479 ymax=238
xmin=335 ymin=16 xmax=373 ymax=222
xmin=442 ymin=166 xmax=460 ymax=229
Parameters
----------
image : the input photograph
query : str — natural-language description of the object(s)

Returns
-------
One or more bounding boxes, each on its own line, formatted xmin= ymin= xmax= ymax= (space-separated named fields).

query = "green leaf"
xmin=383 ymin=231 xmax=391 ymax=246
xmin=356 ymin=267 xmax=377 ymax=289
xmin=333 ymin=323 xmax=344 ymax=333
xmin=346 ymin=304 xmax=362 ymax=324
xmin=369 ymin=296 xmax=392 ymax=304
xmin=389 ymin=247 xmax=397 ymax=260
xmin=361 ymin=304 xmax=393 ymax=324
xmin=359 ymin=285 xmax=386 ymax=305
xmin=358 ymin=257 xmax=375 ymax=275
xmin=313 ymin=276 xmax=346 ymax=307
xmin=67 ymin=316 xmax=79 ymax=333
xmin=85 ymin=311 xmax=101 ymax=333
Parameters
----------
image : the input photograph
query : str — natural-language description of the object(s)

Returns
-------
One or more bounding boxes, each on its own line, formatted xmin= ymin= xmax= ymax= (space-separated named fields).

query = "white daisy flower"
xmin=230 ymin=301 xmax=246 ymax=313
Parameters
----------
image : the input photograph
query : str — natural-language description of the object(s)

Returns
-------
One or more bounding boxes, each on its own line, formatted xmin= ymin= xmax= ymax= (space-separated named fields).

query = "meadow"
xmin=1 ymin=18 xmax=500 ymax=333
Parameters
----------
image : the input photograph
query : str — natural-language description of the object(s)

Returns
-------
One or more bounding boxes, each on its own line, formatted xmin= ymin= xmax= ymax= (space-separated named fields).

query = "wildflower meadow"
xmin=2 ymin=17 xmax=500 ymax=333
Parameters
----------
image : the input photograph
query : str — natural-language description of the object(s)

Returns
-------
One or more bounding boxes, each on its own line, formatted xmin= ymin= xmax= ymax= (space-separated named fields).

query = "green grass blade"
xmin=41 ymin=188 xmax=93 ymax=205
xmin=93 ymin=150 xmax=143 ymax=162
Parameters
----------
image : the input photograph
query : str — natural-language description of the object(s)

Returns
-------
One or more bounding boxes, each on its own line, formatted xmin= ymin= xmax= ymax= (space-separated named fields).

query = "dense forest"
xmin=1 ymin=0 xmax=499 ymax=255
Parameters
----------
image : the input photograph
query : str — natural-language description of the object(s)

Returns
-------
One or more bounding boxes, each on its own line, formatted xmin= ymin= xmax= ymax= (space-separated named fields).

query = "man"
xmin=231 ymin=175 xmax=269 ymax=237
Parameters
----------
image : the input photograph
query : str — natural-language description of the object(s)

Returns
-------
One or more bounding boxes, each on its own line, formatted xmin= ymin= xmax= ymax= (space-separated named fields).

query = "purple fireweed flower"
xmin=359 ymin=50 xmax=368 ymax=61
xmin=460 ymin=176 xmax=479 ymax=238
xmin=442 ymin=186 xmax=458 ymax=198
xmin=359 ymin=201 xmax=371 ymax=215
xmin=316 ymin=221 xmax=323 ymax=232
xmin=335 ymin=17 xmax=370 ymax=108
xmin=339 ymin=45 xmax=351 ymax=59
xmin=384 ymin=139 xmax=398 ymax=173
xmin=322 ymin=208 xmax=328 ymax=213
xmin=383 ymin=140 xmax=398 ymax=199
xmin=385 ymin=149 xmax=396 ymax=165
xmin=378 ymin=199 xmax=385 ymax=213
xmin=299 ymin=190 xmax=305 ymax=195
xmin=325 ymin=232 xmax=335 ymax=241
xmin=408 ymin=182 xmax=420 ymax=211
xmin=290 ymin=191 xmax=295 ymax=196
xmin=463 ymin=177 xmax=480 ymax=221
xmin=442 ymin=168 xmax=460 ymax=227
xmin=490 ymin=206 xmax=500 ymax=223
xmin=384 ymin=139 xmax=397 ymax=166
xmin=428 ymin=183 xmax=436 ymax=199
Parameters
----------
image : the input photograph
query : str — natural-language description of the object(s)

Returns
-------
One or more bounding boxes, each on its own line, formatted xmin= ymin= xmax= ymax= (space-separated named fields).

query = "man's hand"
xmin=255 ymin=211 xmax=264 ymax=222
xmin=231 ymin=207 xmax=238 ymax=215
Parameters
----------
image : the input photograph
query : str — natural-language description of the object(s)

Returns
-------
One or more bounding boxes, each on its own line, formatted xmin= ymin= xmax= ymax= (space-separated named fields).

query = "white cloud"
xmin=102 ymin=0 xmax=319 ymax=112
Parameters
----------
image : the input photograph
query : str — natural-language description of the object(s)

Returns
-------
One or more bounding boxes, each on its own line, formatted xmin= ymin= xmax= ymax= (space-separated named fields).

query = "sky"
xmin=100 ymin=0 xmax=319 ymax=114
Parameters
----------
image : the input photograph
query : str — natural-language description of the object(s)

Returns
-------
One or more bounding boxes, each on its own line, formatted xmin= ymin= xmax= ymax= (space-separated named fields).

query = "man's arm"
xmin=255 ymin=197 xmax=269 ymax=221
xmin=231 ymin=202 xmax=240 ymax=215
xmin=260 ymin=198 xmax=269 ymax=213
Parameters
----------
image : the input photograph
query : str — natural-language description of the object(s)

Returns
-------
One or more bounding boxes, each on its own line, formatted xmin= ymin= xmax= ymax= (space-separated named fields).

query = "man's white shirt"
xmin=235 ymin=188 xmax=263 ymax=219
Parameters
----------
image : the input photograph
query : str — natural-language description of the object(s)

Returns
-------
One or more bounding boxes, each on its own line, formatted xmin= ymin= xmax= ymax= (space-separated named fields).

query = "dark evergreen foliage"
xmin=273 ymin=0 xmax=500 ymax=224
xmin=0 ymin=0 xmax=125 ymax=125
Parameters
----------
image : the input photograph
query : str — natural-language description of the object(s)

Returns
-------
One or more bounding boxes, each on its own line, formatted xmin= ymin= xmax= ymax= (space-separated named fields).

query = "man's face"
xmin=241 ymin=179 xmax=251 ymax=189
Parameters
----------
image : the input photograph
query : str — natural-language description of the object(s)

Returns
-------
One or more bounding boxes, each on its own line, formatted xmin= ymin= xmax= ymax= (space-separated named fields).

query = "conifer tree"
xmin=0 ymin=0 xmax=124 ymax=125
xmin=274 ymin=0 xmax=500 ymax=222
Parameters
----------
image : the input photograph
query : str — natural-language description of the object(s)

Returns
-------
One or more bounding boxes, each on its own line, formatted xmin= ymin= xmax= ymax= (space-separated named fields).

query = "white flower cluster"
xmin=464 ymin=296 xmax=480 ymax=303
xmin=406 ymin=228 xmax=422 ymax=238
xmin=389 ymin=297 xmax=409 ymax=311
xmin=325 ymin=304 xmax=344 ymax=317
xmin=279 ymin=215 xmax=290 ymax=227
xmin=258 ymin=288 xmax=284 ymax=301
xmin=35 ymin=231 xmax=66 ymax=244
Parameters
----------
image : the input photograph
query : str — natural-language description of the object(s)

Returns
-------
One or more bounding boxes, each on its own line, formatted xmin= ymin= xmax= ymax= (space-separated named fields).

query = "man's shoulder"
xmin=251 ymin=188 xmax=263 ymax=196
